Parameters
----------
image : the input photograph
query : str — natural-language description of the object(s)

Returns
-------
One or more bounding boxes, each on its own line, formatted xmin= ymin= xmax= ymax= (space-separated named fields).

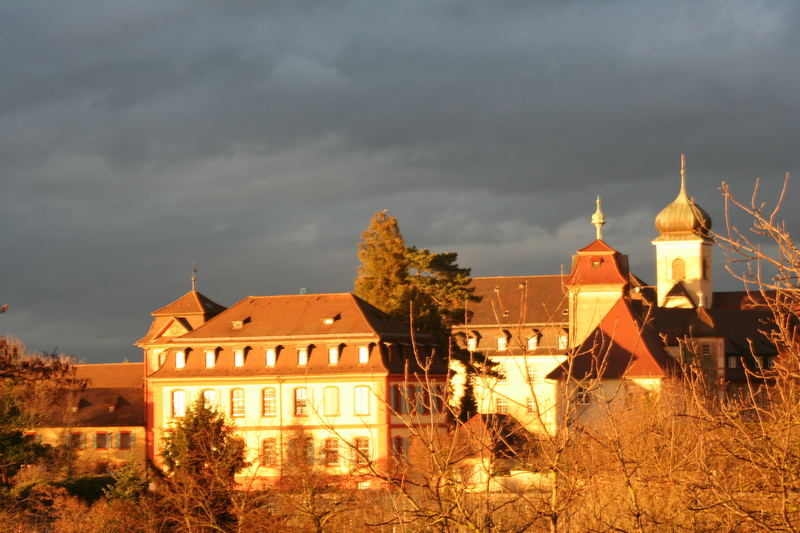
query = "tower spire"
xmin=680 ymin=153 xmax=687 ymax=194
xmin=591 ymin=195 xmax=606 ymax=240
xmin=191 ymin=263 xmax=197 ymax=291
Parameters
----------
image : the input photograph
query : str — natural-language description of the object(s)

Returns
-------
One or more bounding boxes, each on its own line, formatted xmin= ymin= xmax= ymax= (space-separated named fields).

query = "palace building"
xmin=136 ymin=291 xmax=446 ymax=482
xmin=452 ymin=156 xmax=776 ymax=433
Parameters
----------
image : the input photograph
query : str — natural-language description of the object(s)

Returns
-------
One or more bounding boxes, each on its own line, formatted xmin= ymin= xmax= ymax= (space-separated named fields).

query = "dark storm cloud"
xmin=0 ymin=0 xmax=798 ymax=361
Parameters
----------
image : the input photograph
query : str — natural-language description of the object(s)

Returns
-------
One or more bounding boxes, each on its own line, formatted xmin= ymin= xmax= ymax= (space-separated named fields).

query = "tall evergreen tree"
xmin=354 ymin=210 xmax=478 ymax=341
xmin=354 ymin=210 xmax=410 ymax=317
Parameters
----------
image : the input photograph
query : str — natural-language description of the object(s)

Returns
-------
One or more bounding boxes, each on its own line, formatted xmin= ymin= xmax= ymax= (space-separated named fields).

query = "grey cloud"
xmin=0 ymin=0 xmax=798 ymax=361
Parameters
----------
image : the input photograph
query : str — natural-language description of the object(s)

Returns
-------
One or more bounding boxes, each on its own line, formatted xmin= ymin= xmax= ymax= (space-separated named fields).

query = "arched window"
xmin=354 ymin=386 xmax=370 ymax=416
xmin=201 ymin=389 xmax=217 ymax=409
xmin=354 ymin=437 xmax=370 ymax=466
xmin=671 ymin=258 xmax=686 ymax=281
xmin=172 ymin=390 xmax=186 ymax=418
xmin=261 ymin=439 xmax=277 ymax=467
xmin=230 ymin=389 xmax=245 ymax=417
xmin=262 ymin=387 xmax=277 ymax=417
xmin=324 ymin=438 xmax=339 ymax=466
xmin=323 ymin=386 xmax=339 ymax=417
xmin=294 ymin=387 xmax=308 ymax=416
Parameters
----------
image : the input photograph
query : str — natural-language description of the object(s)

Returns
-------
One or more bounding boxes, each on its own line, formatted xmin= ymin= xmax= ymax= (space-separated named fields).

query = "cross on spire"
xmin=680 ymin=153 xmax=687 ymax=193
xmin=592 ymin=195 xmax=606 ymax=241
xmin=191 ymin=264 xmax=198 ymax=291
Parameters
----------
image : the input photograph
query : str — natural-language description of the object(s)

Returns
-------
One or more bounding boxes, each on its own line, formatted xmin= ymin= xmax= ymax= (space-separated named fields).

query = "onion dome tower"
xmin=652 ymin=155 xmax=713 ymax=308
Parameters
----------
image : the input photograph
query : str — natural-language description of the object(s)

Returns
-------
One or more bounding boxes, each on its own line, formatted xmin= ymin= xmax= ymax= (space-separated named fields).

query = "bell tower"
xmin=652 ymin=155 xmax=713 ymax=308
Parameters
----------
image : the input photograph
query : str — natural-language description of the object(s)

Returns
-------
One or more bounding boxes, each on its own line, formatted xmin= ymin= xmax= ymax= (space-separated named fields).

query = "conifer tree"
xmin=354 ymin=210 xmax=410 ymax=317
xmin=354 ymin=210 xmax=478 ymax=341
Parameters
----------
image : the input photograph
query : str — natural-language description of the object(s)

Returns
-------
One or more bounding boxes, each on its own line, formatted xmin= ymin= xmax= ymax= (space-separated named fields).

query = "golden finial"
xmin=591 ymin=195 xmax=606 ymax=240
xmin=191 ymin=263 xmax=198 ymax=291
xmin=680 ymin=153 xmax=687 ymax=193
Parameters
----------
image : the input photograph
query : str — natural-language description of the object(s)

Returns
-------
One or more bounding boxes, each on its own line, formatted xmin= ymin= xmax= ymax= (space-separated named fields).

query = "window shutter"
xmin=81 ymin=433 xmax=87 ymax=449
xmin=109 ymin=433 xmax=116 ymax=449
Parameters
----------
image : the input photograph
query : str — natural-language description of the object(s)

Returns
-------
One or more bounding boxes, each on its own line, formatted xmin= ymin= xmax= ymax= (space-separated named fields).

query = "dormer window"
xmin=205 ymin=350 xmax=216 ymax=369
xmin=358 ymin=346 xmax=370 ymax=364
xmin=234 ymin=350 xmax=245 ymax=368
xmin=497 ymin=336 xmax=508 ymax=351
xmin=328 ymin=346 xmax=340 ymax=365
xmin=175 ymin=351 xmax=186 ymax=369
xmin=265 ymin=348 xmax=277 ymax=367
xmin=467 ymin=337 xmax=478 ymax=352
xmin=297 ymin=347 xmax=308 ymax=366
xmin=558 ymin=330 xmax=569 ymax=350
xmin=527 ymin=331 xmax=540 ymax=350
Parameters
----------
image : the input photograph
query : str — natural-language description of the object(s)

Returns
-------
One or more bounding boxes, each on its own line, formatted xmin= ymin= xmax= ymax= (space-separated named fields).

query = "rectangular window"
xmin=576 ymin=386 xmax=590 ymax=405
xmin=323 ymin=387 xmax=339 ymax=417
xmin=119 ymin=432 xmax=132 ymax=450
xmin=528 ymin=368 xmax=541 ymax=384
xmin=294 ymin=387 xmax=308 ymax=416
xmin=172 ymin=390 xmax=186 ymax=418
xmin=391 ymin=385 xmax=405 ymax=414
xmin=527 ymin=334 xmax=539 ymax=350
xmin=261 ymin=439 xmax=277 ymax=467
xmin=526 ymin=397 xmax=535 ymax=414
xmin=467 ymin=337 xmax=477 ymax=352
xmin=496 ymin=337 xmax=508 ymax=351
xmin=297 ymin=348 xmax=308 ymax=366
xmin=558 ymin=333 xmax=568 ymax=350
xmin=175 ymin=351 xmax=186 ymax=369
xmin=702 ymin=344 xmax=711 ymax=356
xmin=358 ymin=346 xmax=370 ymax=364
xmin=354 ymin=386 xmax=370 ymax=416
xmin=727 ymin=355 xmax=738 ymax=369
xmin=392 ymin=436 xmax=408 ymax=461
xmin=496 ymin=397 xmax=508 ymax=414
xmin=231 ymin=389 xmax=245 ymax=417
xmin=354 ymin=437 xmax=369 ymax=466
xmin=234 ymin=350 xmax=245 ymax=367
xmin=265 ymin=348 xmax=276 ymax=367
xmin=324 ymin=438 xmax=339 ymax=466
xmin=69 ymin=432 xmax=84 ymax=449
xmin=328 ymin=346 xmax=339 ymax=365
xmin=262 ymin=388 xmax=277 ymax=417
xmin=205 ymin=350 xmax=216 ymax=369
xmin=95 ymin=432 xmax=107 ymax=449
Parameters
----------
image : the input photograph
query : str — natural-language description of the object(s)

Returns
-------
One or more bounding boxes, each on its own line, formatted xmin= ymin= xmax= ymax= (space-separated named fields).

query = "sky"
xmin=1 ymin=1 xmax=798 ymax=363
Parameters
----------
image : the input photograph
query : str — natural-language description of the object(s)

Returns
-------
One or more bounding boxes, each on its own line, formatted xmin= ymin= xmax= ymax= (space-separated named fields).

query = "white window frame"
xmin=496 ymin=397 xmax=508 ymax=414
xmin=205 ymin=350 xmax=216 ymax=369
xmin=230 ymin=389 xmax=245 ymax=417
xmin=527 ymin=335 xmax=539 ymax=351
xmin=297 ymin=347 xmax=308 ymax=367
xmin=202 ymin=389 xmax=217 ymax=408
xmin=358 ymin=346 xmax=370 ymax=364
xmin=234 ymin=349 xmax=245 ymax=368
xmin=558 ymin=333 xmax=568 ymax=350
xmin=265 ymin=348 xmax=276 ymax=367
xmin=175 ymin=351 xmax=186 ymax=369
xmin=467 ymin=337 xmax=477 ymax=352
xmin=294 ymin=387 xmax=308 ymax=416
xmin=496 ymin=337 xmax=508 ymax=351
xmin=328 ymin=346 xmax=339 ymax=365
xmin=323 ymin=386 xmax=340 ymax=417
xmin=262 ymin=387 xmax=277 ymax=417
xmin=172 ymin=390 xmax=186 ymax=418
xmin=354 ymin=386 xmax=371 ymax=416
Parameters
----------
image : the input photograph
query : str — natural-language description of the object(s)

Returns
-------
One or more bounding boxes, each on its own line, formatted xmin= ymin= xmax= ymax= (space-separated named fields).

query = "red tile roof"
xmin=565 ymin=239 xmax=629 ymax=287
xmin=175 ymin=293 xmax=415 ymax=340
xmin=549 ymin=298 xmax=673 ymax=379
xmin=152 ymin=290 xmax=226 ymax=317
xmin=459 ymin=276 xmax=568 ymax=327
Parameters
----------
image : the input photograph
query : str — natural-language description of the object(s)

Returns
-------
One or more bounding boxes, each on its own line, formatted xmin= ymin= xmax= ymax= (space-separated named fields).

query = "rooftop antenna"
xmin=191 ymin=263 xmax=198 ymax=291
xmin=591 ymin=195 xmax=606 ymax=240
